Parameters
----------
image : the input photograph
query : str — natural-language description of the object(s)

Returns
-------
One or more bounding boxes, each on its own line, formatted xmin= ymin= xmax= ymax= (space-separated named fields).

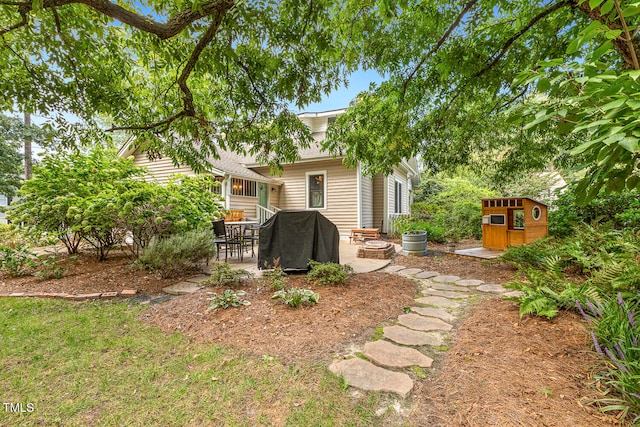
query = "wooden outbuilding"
xmin=481 ymin=197 xmax=548 ymax=250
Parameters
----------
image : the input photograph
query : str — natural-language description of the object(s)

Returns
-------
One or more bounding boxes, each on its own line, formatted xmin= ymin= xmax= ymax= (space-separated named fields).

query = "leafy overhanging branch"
xmin=0 ymin=0 xmax=235 ymax=39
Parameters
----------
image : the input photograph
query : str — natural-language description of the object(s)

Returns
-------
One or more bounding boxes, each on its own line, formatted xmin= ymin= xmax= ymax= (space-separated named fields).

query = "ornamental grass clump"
xmin=577 ymin=294 xmax=640 ymax=423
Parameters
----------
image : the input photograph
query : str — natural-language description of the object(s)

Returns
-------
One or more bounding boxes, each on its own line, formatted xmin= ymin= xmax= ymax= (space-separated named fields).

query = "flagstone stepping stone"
xmin=424 ymin=282 xmax=472 ymax=292
xmin=185 ymin=274 xmax=209 ymax=284
xmin=431 ymin=275 xmax=461 ymax=283
xmin=421 ymin=288 xmax=470 ymax=299
xmin=364 ymin=340 xmax=433 ymax=368
xmin=398 ymin=313 xmax=453 ymax=332
xmin=415 ymin=271 xmax=439 ymax=279
xmin=329 ymin=358 xmax=413 ymax=397
xmin=384 ymin=265 xmax=408 ymax=273
xmin=455 ymin=279 xmax=485 ymax=287
xmin=163 ymin=281 xmax=205 ymax=295
xmin=477 ymin=284 xmax=508 ymax=293
xmin=398 ymin=268 xmax=423 ymax=276
xmin=383 ymin=326 xmax=445 ymax=346
xmin=415 ymin=296 xmax=461 ymax=308
xmin=410 ymin=306 xmax=457 ymax=322
xmin=503 ymin=290 xmax=523 ymax=298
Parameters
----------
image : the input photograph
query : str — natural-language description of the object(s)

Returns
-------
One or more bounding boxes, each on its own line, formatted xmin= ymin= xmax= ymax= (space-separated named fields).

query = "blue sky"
xmin=299 ymin=69 xmax=383 ymax=113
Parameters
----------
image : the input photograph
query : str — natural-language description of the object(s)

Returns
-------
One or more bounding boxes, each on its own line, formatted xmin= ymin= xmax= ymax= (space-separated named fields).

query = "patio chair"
xmin=243 ymin=223 xmax=261 ymax=258
xmin=212 ymin=219 xmax=243 ymax=262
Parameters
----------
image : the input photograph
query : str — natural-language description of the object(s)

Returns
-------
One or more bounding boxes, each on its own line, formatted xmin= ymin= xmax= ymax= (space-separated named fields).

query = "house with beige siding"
xmin=118 ymin=109 xmax=420 ymax=239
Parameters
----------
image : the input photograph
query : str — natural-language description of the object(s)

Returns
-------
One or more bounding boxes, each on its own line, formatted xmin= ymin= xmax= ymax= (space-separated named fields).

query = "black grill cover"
xmin=258 ymin=210 xmax=340 ymax=270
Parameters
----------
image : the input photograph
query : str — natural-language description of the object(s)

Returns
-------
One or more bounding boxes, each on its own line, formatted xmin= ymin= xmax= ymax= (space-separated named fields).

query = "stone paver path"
xmin=329 ymin=265 xmax=510 ymax=398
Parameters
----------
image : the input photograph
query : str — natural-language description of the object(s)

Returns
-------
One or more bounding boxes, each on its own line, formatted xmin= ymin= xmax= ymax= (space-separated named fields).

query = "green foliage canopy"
xmin=0 ymin=114 xmax=50 ymax=198
xmin=0 ymin=0 xmax=351 ymax=172
xmin=325 ymin=0 xmax=640 ymax=200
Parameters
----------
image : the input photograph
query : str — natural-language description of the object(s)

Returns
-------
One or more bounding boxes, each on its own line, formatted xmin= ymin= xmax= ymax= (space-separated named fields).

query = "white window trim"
xmin=305 ymin=170 xmax=327 ymax=210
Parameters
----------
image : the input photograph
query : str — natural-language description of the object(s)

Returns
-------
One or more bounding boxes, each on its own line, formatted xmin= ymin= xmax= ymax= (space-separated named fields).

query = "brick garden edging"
xmin=0 ymin=289 xmax=138 ymax=301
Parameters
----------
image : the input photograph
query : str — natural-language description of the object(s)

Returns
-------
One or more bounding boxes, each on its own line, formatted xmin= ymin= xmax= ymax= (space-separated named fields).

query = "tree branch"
xmin=107 ymin=13 xmax=224 ymax=133
xmin=573 ymin=0 xmax=640 ymax=69
xmin=474 ymin=0 xmax=572 ymax=78
xmin=1 ymin=0 xmax=234 ymax=40
xmin=401 ymin=0 xmax=479 ymax=100
xmin=178 ymin=16 xmax=224 ymax=115
xmin=613 ymin=0 xmax=639 ymax=69
xmin=0 ymin=10 xmax=28 ymax=36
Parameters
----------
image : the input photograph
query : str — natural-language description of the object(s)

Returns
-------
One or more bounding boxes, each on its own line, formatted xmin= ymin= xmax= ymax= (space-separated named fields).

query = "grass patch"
xmin=0 ymin=298 xmax=381 ymax=426
xmin=371 ymin=326 xmax=385 ymax=341
xmin=409 ymin=366 xmax=428 ymax=379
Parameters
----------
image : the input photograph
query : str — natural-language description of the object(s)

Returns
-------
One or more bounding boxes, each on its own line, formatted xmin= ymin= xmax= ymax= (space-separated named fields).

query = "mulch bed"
xmin=141 ymin=272 xmax=418 ymax=364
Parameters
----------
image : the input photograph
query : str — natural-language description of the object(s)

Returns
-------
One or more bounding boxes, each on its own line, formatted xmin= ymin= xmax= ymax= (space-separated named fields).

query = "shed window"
xmin=490 ymin=214 xmax=505 ymax=225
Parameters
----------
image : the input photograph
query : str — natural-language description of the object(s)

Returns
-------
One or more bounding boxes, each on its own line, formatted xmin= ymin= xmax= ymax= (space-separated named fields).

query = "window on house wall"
xmin=0 ymin=195 xmax=7 ymax=206
xmin=306 ymin=171 xmax=326 ymax=209
xmin=207 ymin=176 xmax=224 ymax=195
xmin=230 ymin=178 xmax=257 ymax=197
xmin=394 ymin=181 xmax=403 ymax=213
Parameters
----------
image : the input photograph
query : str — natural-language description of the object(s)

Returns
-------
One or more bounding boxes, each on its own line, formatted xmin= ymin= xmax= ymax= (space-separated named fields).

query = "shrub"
xmin=549 ymin=187 xmax=639 ymax=237
xmin=34 ymin=254 xmax=72 ymax=280
xmin=261 ymin=266 xmax=288 ymax=291
xmin=7 ymin=146 xmax=144 ymax=255
xmin=136 ymin=229 xmax=216 ymax=278
xmin=271 ymin=288 xmax=319 ymax=307
xmin=411 ymin=173 xmax=498 ymax=241
xmin=307 ymin=260 xmax=353 ymax=286
xmin=7 ymin=147 xmax=224 ymax=261
xmin=0 ymin=246 xmax=36 ymax=278
xmin=207 ymin=289 xmax=251 ymax=309
xmin=203 ymin=263 xmax=253 ymax=287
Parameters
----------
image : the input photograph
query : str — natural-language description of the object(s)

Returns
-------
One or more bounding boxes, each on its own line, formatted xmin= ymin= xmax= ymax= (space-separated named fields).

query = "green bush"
xmin=0 ymin=246 xmax=36 ymax=278
xmin=307 ymin=260 xmax=353 ymax=286
xmin=7 ymin=147 xmax=224 ymax=261
xmin=271 ymin=288 xmax=319 ymax=307
xmin=34 ymin=254 xmax=73 ymax=280
xmin=203 ymin=263 xmax=253 ymax=287
xmin=136 ymin=229 xmax=216 ymax=278
xmin=207 ymin=289 xmax=251 ymax=309
xmin=261 ymin=266 xmax=288 ymax=291
xmin=549 ymin=187 xmax=639 ymax=237
xmin=410 ymin=172 xmax=498 ymax=241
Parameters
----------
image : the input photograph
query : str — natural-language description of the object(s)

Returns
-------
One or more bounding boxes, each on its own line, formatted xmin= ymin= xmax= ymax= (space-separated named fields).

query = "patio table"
xmin=225 ymin=220 xmax=259 ymax=260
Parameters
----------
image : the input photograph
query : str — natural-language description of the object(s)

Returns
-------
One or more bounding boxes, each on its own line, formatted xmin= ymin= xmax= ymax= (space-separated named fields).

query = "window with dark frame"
xmin=394 ymin=181 xmax=403 ymax=213
xmin=308 ymin=173 xmax=325 ymax=209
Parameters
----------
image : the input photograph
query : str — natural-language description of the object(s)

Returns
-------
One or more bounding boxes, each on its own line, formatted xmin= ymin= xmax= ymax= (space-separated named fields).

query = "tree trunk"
xmin=23 ymin=112 xmax=32 ymax=180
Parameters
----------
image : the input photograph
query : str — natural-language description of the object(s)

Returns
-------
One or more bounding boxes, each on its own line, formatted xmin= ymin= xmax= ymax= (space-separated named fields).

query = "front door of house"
xmin=258 ymin=182 xmax=269 ymax=208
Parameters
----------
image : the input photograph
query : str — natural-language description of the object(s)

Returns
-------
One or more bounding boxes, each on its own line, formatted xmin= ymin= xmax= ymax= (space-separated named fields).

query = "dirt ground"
xmin=0 ymin=244 xmax=624 ymax=425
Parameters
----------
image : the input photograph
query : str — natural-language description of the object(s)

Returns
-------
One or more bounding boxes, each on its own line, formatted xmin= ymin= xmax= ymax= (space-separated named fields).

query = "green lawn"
xmin=0 ymin=298 xmax=385 ymax=426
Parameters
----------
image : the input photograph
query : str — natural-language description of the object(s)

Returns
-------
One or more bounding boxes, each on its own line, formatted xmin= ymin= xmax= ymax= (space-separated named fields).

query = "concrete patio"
xmin=223 ymin=240 xmax=401 ymax=275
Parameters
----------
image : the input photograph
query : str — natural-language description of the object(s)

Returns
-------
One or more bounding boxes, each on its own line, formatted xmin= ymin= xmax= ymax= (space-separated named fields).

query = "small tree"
xmin=8 ymin=146 xmax=144 ymax=255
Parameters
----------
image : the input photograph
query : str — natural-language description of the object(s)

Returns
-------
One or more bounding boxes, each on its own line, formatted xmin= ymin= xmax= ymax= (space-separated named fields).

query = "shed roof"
xmin=481 ymin=197 xmax=548 ymax=207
